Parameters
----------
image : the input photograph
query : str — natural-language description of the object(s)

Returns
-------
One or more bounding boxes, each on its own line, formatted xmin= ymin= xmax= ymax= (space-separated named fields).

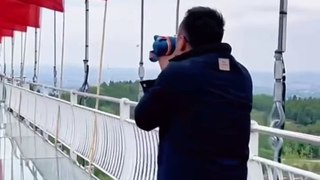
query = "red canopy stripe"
xmin=18 ymin=0 xmax=64 ymax=12
xmin=0 ymin=0 xmax=41 ymax=28
xmin=0 ymin=28 xmax=14 ymax=37
xmin=0 ymin=21 xmax=27 ymax=32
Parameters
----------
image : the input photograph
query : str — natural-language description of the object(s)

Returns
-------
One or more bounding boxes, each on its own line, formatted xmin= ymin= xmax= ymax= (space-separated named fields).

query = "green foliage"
xmin=85 ymin=81 xmax=140 ymax=115
xmin=286 ymin=96 xmax=320 ymax=125
xmin=253 ymin=94 xmax=273 ymax=113
xmin=252 ymin=94 xmax=320 ymax=162
xmin=60 ymin=93 xmax=70 ymax=101
xmin=251 ymin=109 xmax=268 ymax=126
xmin=253 ymin=94 xmax=320 ymax=125
xmin=94 ymin=81 xmax=140 ymax=101
xmin=283 ymin=159 xmax=320 ymax=173
xmin=281 ymin=121 xmax=320 ymax=159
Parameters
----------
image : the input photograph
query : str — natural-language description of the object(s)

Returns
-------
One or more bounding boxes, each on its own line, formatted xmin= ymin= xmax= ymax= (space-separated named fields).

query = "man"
xmin=135 ymin=6 xmax=252 ymax=180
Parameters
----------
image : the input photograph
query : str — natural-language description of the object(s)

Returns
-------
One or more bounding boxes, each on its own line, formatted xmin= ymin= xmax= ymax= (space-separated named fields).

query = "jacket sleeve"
xmin=134 ymin=64 xmax=186 ymax=131
xmin=140 ymin=79 xmax=156 ymax=93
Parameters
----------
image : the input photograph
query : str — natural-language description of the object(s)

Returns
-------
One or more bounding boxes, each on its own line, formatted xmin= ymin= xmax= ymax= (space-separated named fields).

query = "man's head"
xmin=174 ymin=7 xmax=225 ymax=56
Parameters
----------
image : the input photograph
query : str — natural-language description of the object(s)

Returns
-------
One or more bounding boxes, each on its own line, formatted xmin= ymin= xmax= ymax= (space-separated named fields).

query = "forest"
xmin=63 ymin=81 xmax=320 ymax=176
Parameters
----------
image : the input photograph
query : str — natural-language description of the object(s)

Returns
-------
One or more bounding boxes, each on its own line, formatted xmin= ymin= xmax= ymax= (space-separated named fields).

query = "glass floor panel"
xmin=0 ymin=105 xmax=90 ymax=180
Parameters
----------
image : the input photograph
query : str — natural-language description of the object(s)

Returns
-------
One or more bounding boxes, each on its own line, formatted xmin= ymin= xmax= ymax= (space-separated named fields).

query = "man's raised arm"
xmin=134 ymin=56 xmax=181 ymax=131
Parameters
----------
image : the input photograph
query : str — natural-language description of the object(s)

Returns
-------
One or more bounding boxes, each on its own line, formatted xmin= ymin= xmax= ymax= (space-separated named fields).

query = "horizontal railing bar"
xmin=71 ymin=91 xmax=137 ymax=106
xmin=29 ymin=82 xmax=70 ymax=93
xmin=4 ymin=76 xmax=69 ymax=93
xmin=251 ymin=122 xmax=320 ymax=146
xmin=252 ymin=156 xmax=320 ymax=180
xmin=3 ymin=75 xmax=139 ymax=106
xmin=127 ymin=101 xmax=138 ymax=106
xmin=71 ymin=91 xmax=121 ymax=103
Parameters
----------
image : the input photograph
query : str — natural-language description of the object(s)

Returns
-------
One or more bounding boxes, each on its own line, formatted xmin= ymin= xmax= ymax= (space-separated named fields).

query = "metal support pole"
xmin=79 ymin=0 xmax=90 ymax=104
xmin=20 ymin=32 xmax=23 ymax=84
xmin=53 ymin=12 xmax=58 ymax=88
xmin=33 ymin=29 xmax=38 ymax=83
xmin=37 ymin=28 xmax=41 ymax=80
xmin=20 ymin=32 xmax=27 ymax=85
xmin=60 ymin=9 xmax=66 ymax=89
xmin=85 ymin=0 xmax=89 ymax=63
xmin=3 ymin=40 xmax=6 ymax=76
xmin=95 ymin=1 xmax=108 ymax=109
xmin=138 ymin=0 xmax=145 ymax=100
xmin=269 ymin=0 xmax=288 ymax=166
xmin=175 ymin=0 xmax=181 ymax=34
xmin=11 ymin=37 xmax=15 ymax=79
xmin=0 ymin=42 xmax=3 ymax=75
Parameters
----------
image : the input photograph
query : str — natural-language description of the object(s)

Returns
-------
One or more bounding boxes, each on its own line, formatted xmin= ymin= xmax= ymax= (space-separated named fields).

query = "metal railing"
xmin=0 ymin=79 xmax=319 ymax=180
xmin=1 ymin=80 xmax=158 ymax=180
xmin=249 ymin=121 xmax=320 ymax=180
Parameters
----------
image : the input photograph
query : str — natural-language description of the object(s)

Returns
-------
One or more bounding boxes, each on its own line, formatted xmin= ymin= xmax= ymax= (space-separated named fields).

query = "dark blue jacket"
xmin=135 ymin=43 xmax=253 ymax=180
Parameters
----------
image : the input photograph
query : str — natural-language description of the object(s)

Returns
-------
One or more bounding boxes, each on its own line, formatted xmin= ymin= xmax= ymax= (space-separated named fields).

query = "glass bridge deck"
xmin=0 ymin=105 xmax=89 ymax=180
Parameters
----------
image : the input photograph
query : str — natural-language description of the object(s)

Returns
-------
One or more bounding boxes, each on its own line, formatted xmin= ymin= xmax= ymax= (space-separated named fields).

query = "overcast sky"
xmin=1 ymin=0 xmax=320 ymax=74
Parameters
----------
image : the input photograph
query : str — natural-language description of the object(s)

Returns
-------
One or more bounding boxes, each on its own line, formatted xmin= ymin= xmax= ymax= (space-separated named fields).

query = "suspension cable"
xmin=269 ymin=0 xmax=288 ymax=165
xmin=36 ymin=28 xmax=41 ymax=81
xmin=20 ymin=33 xmax=23 ymax=82
xmin=11 ymin=37 xmax=15 ymax=79
xmin=60 ymin=2 xmax=66 ymax=89
xmin=138 ymin=0 xmax=145 ymax=100
xmin=88 ymin=113 xmax=98 ymax=177
xmin=22 ymin=32 xmax=27 ymax=82
xmin=20 ymin=32 xmax=27 ymax=84
xmin=95 ymin=0 xmax=108 ymax=109
xmin=0 ymin=42 xmax=2 ymax=74
xmin=33 ymin=29 xmax=38 ymax=83
xmin=79 ymin=0 xmax=90 ymax=104
xmin=53 ymin=12 xmax=58 ymax=88
xmin=3 ymin=40 xmax=6 ymax=76
xmin=175 ymin=0 xmax=181 ymax=34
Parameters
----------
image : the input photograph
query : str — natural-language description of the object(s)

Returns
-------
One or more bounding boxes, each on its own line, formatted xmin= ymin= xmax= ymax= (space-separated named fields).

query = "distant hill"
xmin=20 ymin=65 xmax=320 ymax=97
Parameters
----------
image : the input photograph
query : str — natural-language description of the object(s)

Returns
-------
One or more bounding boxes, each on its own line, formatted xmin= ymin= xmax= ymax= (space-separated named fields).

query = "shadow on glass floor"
xmin=0 ymin=105 xmax=90 ymax=180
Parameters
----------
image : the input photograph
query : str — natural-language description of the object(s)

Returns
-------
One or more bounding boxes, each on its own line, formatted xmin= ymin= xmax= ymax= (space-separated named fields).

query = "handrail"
xmin=4 ymin=77 xmax=320 ymax=147
xmin=2 ymin=75 xmax=69 ymax=93
xmin=252 ymin=156 xmax=320 ymax=180
xmin=3 ymin=78 xmax=320 ymax=146
xmin=2 ymin=75 xmax=138 ymax=105
xmin=71 ymin=91 xmax=121 ymax=104
xmin=251 ymin=122 xmax=320 ymax=146
xmin=31 ymin=82 xmax=69 ymax=93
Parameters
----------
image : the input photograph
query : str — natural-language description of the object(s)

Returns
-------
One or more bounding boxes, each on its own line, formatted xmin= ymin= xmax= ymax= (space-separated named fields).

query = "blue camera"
xmin=149 ymin=35 xmax=176 ymax=62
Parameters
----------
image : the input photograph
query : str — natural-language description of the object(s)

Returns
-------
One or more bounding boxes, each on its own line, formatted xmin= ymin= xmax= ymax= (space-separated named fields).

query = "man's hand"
xmin=158 ymin=54 xmax=175 ymax=70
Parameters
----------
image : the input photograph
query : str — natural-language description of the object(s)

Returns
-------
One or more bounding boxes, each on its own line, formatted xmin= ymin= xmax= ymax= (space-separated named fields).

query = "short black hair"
xmin=180 ymin=7 xmax=225 ymax=48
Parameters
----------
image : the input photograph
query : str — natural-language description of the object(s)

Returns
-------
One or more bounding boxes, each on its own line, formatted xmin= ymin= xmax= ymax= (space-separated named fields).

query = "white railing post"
xmin=120 ymin=98 xmax=130 ymax=121
xmin=70 ymin=91 xmax=78 ymax=105
xmin=249 ymin=121 xmax=259 ymax=157
xmin=0 ymin=81 xmax=4 ymax=102
xmin=69 ymin=91 xmax=79 ymax=163
xmin=247 ymin=121 xmax=264 ymax=180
